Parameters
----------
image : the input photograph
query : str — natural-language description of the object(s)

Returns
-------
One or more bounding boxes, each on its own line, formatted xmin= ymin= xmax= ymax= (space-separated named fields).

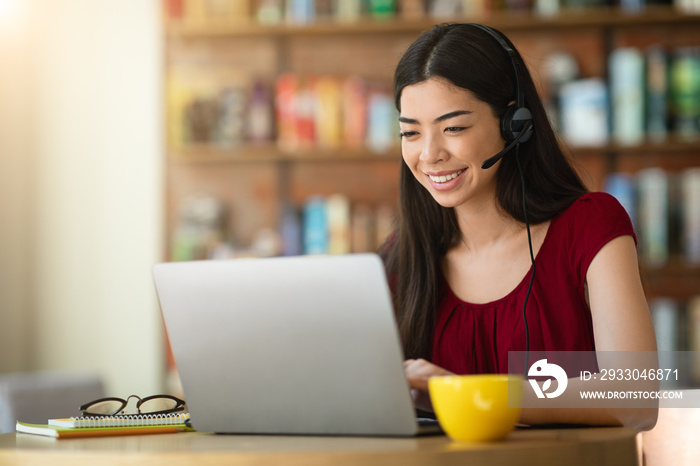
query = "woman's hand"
xmin=403 ymin=359 xmax=454 ymax=413
xmin=403 ymin=358 xmax=454 ymax=391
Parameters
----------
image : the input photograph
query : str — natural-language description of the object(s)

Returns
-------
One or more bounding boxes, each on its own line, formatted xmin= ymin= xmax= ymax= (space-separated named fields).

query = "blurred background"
xmin=1 ymin=0 xmax=699 ymax=403
xmin=0 ymin=0 xmax=163 ymax=398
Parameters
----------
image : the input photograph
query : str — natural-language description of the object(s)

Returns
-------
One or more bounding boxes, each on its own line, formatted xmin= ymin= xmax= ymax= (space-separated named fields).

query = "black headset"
xmin=464 ymin=23 xmax=534 ymax=170
xmin=466 ymin=23 xmax=535 ymax=373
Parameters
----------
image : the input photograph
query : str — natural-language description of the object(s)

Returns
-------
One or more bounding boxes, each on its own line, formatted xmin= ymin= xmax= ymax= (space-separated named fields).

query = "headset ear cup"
xmin=500 ymin=105 xmax=518 ymax=142
xmin=501 ymin=106 xmax=533 ymax=143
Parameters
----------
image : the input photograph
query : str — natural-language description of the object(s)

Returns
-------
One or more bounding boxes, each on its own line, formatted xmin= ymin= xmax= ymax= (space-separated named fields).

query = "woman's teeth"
xmin=428 ymin=169 xmax=464 ymax=183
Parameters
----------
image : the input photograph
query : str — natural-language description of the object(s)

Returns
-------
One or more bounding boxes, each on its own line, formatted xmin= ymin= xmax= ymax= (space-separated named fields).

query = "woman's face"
xmin=398 ymin=77 xmax=505 ymax=209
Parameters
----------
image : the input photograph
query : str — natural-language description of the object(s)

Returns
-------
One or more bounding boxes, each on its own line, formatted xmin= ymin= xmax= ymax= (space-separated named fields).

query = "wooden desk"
xmin=0 ymin=427 xmax=639 ymax=466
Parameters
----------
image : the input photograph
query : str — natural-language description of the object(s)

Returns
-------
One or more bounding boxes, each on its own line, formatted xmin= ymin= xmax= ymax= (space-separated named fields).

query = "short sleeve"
xmin=559 ymin=192 xmax=637 ymax=282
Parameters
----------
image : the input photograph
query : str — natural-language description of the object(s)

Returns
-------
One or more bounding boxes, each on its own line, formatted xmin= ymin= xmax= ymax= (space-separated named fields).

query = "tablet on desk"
xmin=153 ymin=254 xmax=441 ymax=437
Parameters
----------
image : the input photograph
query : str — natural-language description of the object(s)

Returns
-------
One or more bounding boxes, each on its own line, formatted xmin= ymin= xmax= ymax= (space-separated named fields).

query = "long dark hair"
xmin=380 ymin=23 xmax=589 ymax=360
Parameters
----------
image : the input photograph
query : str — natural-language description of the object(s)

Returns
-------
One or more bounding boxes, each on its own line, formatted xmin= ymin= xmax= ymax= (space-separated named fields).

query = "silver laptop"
xmin=152 ymin=253 xmax=438 ymax=436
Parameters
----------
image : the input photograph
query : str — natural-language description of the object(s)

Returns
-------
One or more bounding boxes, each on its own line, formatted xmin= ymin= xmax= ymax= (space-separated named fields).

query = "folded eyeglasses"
xmin=79 ymin=394 xmax=186 ymax=417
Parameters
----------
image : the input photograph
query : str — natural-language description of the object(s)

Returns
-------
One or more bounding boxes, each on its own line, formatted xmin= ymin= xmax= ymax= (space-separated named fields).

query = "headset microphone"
xmin=481 ymin=120 xmax=533 ymax=170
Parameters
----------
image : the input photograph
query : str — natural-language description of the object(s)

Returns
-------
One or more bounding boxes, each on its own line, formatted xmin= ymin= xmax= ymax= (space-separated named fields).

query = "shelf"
xmin=570 ymin=138 xmax=700 ymax=157
xmin=166 ymin=6 xmax=699 ymax=38
xmin=168 ymin=138 xmax=700 ymax=165
xmin=641 ymin=260 xmax=700 ymax=300
xmin=169 ymin=143 xmax=401 ymax=164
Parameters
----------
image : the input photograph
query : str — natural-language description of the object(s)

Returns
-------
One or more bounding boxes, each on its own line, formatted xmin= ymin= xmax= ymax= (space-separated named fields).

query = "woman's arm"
xmin=585 ymin=235 xmax=656 ymax=352
xmin=520 ymin=235 xmax=658 ymax=430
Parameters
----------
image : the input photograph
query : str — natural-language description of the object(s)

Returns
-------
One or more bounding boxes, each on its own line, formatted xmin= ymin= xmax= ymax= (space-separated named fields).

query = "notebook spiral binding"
xmin=48 ymin=412 xmax=191 ymax=428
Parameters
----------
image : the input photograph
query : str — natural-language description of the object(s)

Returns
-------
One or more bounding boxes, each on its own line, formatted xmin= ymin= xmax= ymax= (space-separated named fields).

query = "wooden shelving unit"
xmin=163 ymin=5 xmax=700 ymax=301
xmin=166 ymin=7 xmax=700 ymax=37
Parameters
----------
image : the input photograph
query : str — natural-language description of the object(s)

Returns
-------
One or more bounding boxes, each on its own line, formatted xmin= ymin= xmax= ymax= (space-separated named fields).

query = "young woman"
xmin=380 ymin=23 xmax=657 ymax=429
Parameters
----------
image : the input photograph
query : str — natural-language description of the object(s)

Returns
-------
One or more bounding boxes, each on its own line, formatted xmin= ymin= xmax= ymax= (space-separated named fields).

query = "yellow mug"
xmin=428 ymin=374 xmax=523 ymax=442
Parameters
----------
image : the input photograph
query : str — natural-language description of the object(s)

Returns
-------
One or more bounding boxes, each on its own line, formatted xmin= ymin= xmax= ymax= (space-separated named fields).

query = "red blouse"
xmin=431 ymin=192 xmax=637 ymax=374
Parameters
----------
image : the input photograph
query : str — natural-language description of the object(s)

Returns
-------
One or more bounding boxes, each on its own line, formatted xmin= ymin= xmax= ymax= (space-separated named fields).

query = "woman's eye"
xmin=445 ymin=126 xmax=466 ymax=134
xmin=399 ymin=131 xmax=418 ymax=139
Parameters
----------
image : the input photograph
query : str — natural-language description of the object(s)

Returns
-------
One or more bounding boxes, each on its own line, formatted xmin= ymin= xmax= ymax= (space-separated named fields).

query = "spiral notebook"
xmin=16 ymin=413 xmax=192 ymax=438
xmin=48 ymin=412 xmax=191 ymax=428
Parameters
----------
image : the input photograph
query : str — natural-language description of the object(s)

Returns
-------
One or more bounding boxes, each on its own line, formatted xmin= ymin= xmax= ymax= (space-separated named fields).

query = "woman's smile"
xmin=425 ymin=168 xmax=466 ymax=190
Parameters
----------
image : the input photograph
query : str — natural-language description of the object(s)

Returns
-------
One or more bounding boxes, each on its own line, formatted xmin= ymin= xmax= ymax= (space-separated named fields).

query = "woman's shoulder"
xmin=546 ymin=191 xmax=636 ymax=277
xmin=553 ymin=192 xmax=633 ymax=236
xmin=560 ymin=191 xmax=628 ymax=218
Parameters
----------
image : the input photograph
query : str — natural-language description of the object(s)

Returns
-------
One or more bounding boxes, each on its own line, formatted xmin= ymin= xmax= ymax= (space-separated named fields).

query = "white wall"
xmin=0 ymin=0 xmax=34 ymax=373
xmin=0 ymin=0 xmax=164 ymax=396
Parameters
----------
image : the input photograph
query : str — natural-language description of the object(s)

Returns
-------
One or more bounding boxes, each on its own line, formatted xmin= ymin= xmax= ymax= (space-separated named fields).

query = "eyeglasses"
xmin=79 ymin=394 xmax=186 ymax=417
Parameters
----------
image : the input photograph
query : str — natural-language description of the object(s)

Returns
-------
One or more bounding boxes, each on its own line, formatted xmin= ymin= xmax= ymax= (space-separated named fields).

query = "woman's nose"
xmin=419 ymin=134 xmax=446 ymax=164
